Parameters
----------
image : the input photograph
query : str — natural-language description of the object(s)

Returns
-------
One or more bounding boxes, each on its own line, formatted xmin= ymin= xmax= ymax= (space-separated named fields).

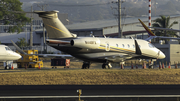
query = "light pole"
xmin=30 ymin=6 xmax=33 ymax=49
xmin=118 ymin=0 xmax=122 ymax=38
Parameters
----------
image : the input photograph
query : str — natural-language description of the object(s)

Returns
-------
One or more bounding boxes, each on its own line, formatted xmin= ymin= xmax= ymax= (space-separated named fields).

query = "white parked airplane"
xmin=13 ymin=10 xmax=165 ymax=69
xmin=0 ymin=45 xmax=21 ymax=69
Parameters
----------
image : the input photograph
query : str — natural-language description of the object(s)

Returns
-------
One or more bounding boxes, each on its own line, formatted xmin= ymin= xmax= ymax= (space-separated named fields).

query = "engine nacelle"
xmin=70 ymin=38 xmax=100 ymax=49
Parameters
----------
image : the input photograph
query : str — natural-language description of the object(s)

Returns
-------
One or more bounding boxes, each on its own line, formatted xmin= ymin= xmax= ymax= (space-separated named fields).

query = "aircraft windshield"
xmin=5 ymin=47 xmax=12 ymax=51
xmin=148 ymin=43 xmax=155 ymax=48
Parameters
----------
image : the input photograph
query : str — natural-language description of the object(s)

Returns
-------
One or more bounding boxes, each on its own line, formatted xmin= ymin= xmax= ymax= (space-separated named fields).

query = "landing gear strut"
xmin=149 ymin=59 xmax=156 ymax=69
xmin=82 ymin=62 xmax=90 ymax=69
xmin=102 ymin=62 xmax=112 ymax=69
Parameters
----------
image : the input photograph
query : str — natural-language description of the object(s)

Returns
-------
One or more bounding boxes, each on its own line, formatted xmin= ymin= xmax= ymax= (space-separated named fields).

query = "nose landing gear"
xmin=102 ymin=62 xmax=112 ymax=69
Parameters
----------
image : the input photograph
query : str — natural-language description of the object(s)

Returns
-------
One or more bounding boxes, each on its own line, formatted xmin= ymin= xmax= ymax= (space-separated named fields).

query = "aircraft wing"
xmin=11 ymin=40 xmax=72 ymax=58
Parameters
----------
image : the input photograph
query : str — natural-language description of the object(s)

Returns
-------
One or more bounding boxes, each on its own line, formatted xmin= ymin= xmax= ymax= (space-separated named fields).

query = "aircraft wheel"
xmin=82 ymin=63 xmax=90 ymax=69
xmin=82 ymin=64 xmax=85 ymax=69
xmin=149 ymin=65 xmax=153 ymax=69
xmin=102 ymin=64 xmax=109 ymax=69
xmin=5 ymin=66 xmax=7 ymax=70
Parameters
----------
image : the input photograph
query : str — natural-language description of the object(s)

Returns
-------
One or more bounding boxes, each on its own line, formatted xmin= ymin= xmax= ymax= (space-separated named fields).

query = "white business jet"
xmin=0 ymin=45 xmax=21 ymax=69
xmin=13 ymin=10 xmax=165 ymax=69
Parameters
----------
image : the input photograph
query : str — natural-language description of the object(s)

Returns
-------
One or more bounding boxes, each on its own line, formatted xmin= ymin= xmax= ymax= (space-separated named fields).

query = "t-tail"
xmin=34 ymin=10 xmax=73 ymax=38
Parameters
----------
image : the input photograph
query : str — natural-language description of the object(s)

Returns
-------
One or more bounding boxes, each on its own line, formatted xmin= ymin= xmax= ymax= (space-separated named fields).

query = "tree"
xmin=0 ymin=0 xmax=30 ymax=33
xmin=16 ymin=38 xmax=28 ymax=49
xmin=152 ymin=15 xmax=178 ymax=37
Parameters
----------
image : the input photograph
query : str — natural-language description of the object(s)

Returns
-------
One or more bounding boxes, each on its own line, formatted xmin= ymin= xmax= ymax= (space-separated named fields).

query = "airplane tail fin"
xmin=35 ymin=10 xmax=73 ymax=38
xmin=138 ymin=19 xmax=156 ymax=36
xmin=138 ymin=19 xmax=157 ymax=41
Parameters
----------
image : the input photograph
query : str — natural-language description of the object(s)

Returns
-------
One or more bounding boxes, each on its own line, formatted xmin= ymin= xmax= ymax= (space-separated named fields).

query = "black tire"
xmin=82 ymin=64 xmax=85 ymax=69
xmin=102 ymin=64 xmax=105 ymax=69
xmin=86 ymin=64 xmax=89 ymax=69
xmin=82 ymin=64 xmax=89 ymax=69
xmin=102 ymin=64 xmax=109 ymax=69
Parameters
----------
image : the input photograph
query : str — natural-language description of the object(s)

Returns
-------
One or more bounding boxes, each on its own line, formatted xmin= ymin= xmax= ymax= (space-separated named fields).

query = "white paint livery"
xmin=0 ymin=45 xmax=21 ymax=62
xmin=34 ymin=10 xmax=165 ymax=69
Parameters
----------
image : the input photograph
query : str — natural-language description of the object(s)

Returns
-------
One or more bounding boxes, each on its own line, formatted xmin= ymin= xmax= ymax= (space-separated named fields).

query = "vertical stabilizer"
xmin=35 ymin=10 xmax=73 ymax=38
xmin=138 ymin=19 xmax=156 ymax=36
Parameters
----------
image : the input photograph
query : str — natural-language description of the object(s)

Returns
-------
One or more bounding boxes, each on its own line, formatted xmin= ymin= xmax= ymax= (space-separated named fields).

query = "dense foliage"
xmin=0 ymin=0 xmax=30 ymax=33
xmin=16 ymin=38 xmax=28 ymax=48
xmin=152 ymin=15 xmax=178 ymax=37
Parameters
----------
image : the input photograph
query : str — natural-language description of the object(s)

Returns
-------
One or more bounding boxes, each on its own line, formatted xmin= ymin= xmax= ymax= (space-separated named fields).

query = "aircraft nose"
xmin=15 ymin=53 xmax=22 ymax=60
xmin=159 ymin=51 xmax=166 ymax=59
xmin=17 ymin=54 xmax=22 ymax=59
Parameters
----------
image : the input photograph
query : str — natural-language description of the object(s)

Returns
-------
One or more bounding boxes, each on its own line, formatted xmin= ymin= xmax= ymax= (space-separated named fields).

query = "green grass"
xmin=0 ymin=69 xmax=180 ymax=85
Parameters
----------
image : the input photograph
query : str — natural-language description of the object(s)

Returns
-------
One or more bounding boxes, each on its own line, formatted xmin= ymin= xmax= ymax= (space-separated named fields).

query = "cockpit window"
xmin=5 ymin=47 xmax=12 ymax=51
xmin=148 ymin=43 xmax=155 ymax=48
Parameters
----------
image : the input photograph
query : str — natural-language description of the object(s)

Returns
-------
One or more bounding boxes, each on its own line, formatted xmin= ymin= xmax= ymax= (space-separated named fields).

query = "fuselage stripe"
xmin=46 ymin=24 xmax=67 ymax=34
xmin=99 ymin=44 xmax=156 ymax=58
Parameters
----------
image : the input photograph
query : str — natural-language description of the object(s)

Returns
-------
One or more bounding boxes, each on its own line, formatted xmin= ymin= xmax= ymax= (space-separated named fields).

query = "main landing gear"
xmin=82 ymin=62 xmax=90 ymax=69
xmin=82 ymin=62 xmax=112 ymax=69
xmin=102 ymin=62 xmax=112 ymax=69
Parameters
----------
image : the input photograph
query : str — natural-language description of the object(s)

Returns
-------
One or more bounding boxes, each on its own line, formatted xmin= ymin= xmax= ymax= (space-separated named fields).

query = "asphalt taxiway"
xmin=0 ymin=85 xmax=180 ymax=97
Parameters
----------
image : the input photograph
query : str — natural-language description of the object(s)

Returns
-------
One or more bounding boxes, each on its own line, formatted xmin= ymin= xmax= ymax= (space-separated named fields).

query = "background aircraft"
xmin=0 ymin=45 xmax=21 ymax=69
xmin=139 ymin=19 xmax=180 ymax=41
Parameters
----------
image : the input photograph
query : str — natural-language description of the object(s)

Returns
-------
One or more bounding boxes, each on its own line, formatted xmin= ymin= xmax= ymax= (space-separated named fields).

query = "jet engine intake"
xmin=70 ymin=38 xmax=100 ymax=49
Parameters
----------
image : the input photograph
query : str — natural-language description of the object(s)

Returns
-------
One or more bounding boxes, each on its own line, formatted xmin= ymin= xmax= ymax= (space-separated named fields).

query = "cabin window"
xmin=133 ymin=45 xmax=135 ymax=48
xmin=116 ymin=44 xmax=118 ymax=47
xmin=122 ymin=44 xmax=125 ymax=48
xmin=128 ymin=44 xmax=130 ymax=48
xmin=139 ymin=45 xmax=141 ymax=48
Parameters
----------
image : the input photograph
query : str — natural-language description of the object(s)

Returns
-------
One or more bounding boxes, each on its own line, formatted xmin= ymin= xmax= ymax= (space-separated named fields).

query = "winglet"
xmin=11 ymin=40 xmax=27 ymax=55
xmin=138 ymin=19 xmax=156 ymax=36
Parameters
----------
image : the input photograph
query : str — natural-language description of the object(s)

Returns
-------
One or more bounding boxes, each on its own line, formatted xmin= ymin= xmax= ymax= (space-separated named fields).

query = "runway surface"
xmin=0 ymin=85 xmax=180 ymax=96
xmin=0 ymin=85 xmax=180 ymax=101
